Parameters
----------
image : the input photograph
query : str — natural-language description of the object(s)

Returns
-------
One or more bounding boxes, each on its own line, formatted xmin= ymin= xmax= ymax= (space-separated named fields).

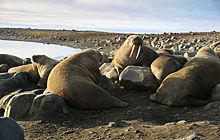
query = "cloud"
xmin=0 ymin=0 xmax=219 ymax=33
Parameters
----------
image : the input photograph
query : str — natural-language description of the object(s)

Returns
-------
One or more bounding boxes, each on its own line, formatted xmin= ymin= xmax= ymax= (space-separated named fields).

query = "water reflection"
xmin=0 ymin=40 xmax=82 ymax=60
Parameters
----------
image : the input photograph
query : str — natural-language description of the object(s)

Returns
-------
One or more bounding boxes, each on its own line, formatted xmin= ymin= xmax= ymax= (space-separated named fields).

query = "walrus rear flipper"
xmin=180 ymin=96 xmax=210 ymax=107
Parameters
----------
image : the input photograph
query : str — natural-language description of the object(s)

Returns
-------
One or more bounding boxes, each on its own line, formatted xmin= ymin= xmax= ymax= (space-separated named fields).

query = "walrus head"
xmin=124 ymin=35 xmax=143 ymax=59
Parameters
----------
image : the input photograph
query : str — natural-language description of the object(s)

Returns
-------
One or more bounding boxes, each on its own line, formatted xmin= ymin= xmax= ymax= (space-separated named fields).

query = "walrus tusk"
xmin=129 ymin=44 xmax=135 ymax=57
xmin=136 ymin=45 xmax=141 ymax=59
xmin=31 ymin=58 xmax=35 ymax=70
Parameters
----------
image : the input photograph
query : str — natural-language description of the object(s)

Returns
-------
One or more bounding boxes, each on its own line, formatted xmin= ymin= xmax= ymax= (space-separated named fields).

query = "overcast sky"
xmin=0 ymin=0 xmax=220 ymax=33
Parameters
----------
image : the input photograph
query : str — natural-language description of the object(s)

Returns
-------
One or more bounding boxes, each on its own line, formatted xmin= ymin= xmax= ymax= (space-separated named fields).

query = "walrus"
xmin=112 ymin=35 xmax=158 ymax=74
xmin=47 ymin=49 xmax=128 ymax=109
xmin=31 ymin=55 xmax=59 ymax=87
xmin=156 ymin=48 xmax=175 ymax=56
xmin=151 ymin=55 xmax=187 ymax=84
xmin=8 ymin=63 xmax=40 ymax=84
xmin=23 ymin=58 xmax=32 ymax=65
xmin=0 ymin=54 xmax=23 ymax=68
xmin=0 ymin=64 xmax=9 ymax=73
xmin=150 ymin=47 xmax=220 ymax=107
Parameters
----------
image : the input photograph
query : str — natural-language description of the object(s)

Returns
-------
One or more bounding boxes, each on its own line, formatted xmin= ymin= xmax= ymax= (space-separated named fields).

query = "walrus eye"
xmin=129 ymin=44 xmax=135 ymax=57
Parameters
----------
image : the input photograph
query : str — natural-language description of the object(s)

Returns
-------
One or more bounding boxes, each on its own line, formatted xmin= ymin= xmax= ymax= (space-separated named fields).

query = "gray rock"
xmin=0 ymin=117 xmax=24 ymax=140
xmin=151 ymin=41 xmax=158 ymax=47
xmin=188 ymin=46 xmax=196 ymax=52
xmin=204 ymin=101 xmax=220 ymax=110
xmin=176 ymin=133 xmax=202 ymax=140
xmin=210 ymin=83 xmax=220 ymax=101
xmin=178 ymin=44 xmax=185 ymax=51
xmin=214 ymin=46 xmax=220 ymax=51
xmin=191 ymin=39 xmax=196 ymax=43
xmin=4 ymin=93 xmax=37 ymax=119
xmin=210 ymin=41 xmax=220 ymax=49
xmin=171 ymin=36 xmax=177 ymax=40
xmin=184 ymin=51 xmax=197 ymax=58
xmin=0 ymin=72 xmax=31 ymax=98
xmin=177 ymin=120 xmax=187 ymax=124
xmin=119 ymin=66 xmax=158 ymax=91
xmin=100 ymin=63 xmax=119 ymax=82
xmin=171 ymin=48 xmax=184 ymax=55
xmin=164 ymin=122 xmax=176 ymax=125
xmin=0 ymin=88 xmax=43 ymax=110
xmin=108 ymin=122 xmax=117 ymax=127
xmin=29 ymin=93 xmax=66 ymax=119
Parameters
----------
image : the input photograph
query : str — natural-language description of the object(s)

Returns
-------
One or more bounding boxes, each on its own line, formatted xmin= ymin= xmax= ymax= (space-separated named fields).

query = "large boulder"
xmin=119 ymin=66 xmax=158 ymax=91
xmin=4 ymin=93 xmax=37 ymax=119
xmin=0 ymin=117 xmax=24 ymax=140
xmin=0 ymin=72 xmax=32 ymax=99
xmin=100 ymin=63 xmax=119 ymax=82
xmin=29 ymin=92 xmax=67 ymax=120
xmin=2 ymin=88 xmax=66 ymax=120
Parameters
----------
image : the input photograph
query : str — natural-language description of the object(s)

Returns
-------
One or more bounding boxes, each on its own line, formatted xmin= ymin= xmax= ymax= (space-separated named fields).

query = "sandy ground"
xmin=0 ymin=28 xmax=220 ymax=139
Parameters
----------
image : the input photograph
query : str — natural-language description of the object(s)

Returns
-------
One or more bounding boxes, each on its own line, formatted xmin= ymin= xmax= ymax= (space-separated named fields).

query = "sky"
xmin=0 ymin=0 xmax=220 ymax=34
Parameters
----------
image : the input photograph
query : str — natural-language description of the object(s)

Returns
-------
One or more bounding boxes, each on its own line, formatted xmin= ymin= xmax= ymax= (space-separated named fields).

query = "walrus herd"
xmin=0 ymin=35 xmax=219 ymax=112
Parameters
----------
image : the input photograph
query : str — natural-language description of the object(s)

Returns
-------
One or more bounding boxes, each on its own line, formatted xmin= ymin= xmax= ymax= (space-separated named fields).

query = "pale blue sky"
xmin=0 ymin=0 xmax=219 ymax=33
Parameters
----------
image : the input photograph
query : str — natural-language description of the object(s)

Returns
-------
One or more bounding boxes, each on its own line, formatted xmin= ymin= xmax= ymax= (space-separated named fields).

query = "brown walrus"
xmin=8 ymin=63 xmax=40 ymax=84
xmin=156 ymin=48 xmax=175 ymax=56
xmin=0 ymin=54 xmax=23 ymax=68
xmin=47 ymin=49 xmax=128 ymax=109
xmin=112 ymin=35 xmax=158 ymax=73
xmin=151 ymin=55 xmax=187 ymax=84
xmin=31 ymin=55 xmax=59 ymax=87
xmin=150 ymin=47 xmax=220 ymax=107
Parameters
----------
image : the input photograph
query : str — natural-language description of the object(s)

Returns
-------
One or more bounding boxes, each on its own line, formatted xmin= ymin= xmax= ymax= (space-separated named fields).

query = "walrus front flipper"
xmin=180 ymin=96 xmax=210 ymax=107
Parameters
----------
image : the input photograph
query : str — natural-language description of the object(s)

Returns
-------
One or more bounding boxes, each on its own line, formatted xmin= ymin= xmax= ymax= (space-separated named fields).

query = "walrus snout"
xmin=128 ymin=36 xmax=143 ymax=59
xmin=31 ymin=55 xmax=39 ymax=70
xmin=129 ymin=44 xmax=142 ymax=59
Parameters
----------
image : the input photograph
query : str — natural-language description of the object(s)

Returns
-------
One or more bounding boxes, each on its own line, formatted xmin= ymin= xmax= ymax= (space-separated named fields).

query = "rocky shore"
xmin=0 ymin=28 xmax=220 ymax=139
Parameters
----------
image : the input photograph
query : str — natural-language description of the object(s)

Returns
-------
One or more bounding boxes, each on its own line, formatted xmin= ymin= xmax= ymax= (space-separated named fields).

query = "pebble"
xmin=108 ymin=122 xmax=117 ymax=127
xmin=164 ymin=122 xmax=176 ymax=125
xmin=90 ymin=131 xmax=96 ymax=134
xmin=184 ymin=106 xmax=189 ymax=111
xmin=177 ymin=120 xmax=187 ymax=124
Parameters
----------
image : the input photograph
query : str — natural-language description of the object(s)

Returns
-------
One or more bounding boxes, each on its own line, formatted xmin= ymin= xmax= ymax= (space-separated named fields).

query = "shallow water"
xmin=0 ymin=40 xmax=82 ymax=60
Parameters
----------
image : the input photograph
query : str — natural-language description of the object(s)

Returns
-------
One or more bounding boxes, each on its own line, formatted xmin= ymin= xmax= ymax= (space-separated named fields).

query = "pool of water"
xmin=0 ymin=40 xmax=82 ymax=60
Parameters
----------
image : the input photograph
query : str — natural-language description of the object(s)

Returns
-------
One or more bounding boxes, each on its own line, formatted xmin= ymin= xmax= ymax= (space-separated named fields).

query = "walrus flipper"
xmin=112 ymin=97 xmax=129 ymax=108
xmin=180 ymin=96 xmax=210 ymax=107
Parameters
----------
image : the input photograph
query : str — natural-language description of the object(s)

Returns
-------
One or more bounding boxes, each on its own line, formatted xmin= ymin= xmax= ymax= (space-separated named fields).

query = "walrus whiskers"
xmin=129 ymin=44 xmax=135 ymax=57
xmin=136 ymin=45 xmax=141 ymax=59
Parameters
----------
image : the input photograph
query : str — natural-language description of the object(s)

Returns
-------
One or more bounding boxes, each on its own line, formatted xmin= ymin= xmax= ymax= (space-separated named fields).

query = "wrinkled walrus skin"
xmin=31 ymin=55 xmax=59 ymax=87
xmin=47 ymin=49 xmax=128 ymax=109
xmin=112 ymin=35 xmax=159 ymax=70
xmin=150 ymin=47 xmax=220 ymax=107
